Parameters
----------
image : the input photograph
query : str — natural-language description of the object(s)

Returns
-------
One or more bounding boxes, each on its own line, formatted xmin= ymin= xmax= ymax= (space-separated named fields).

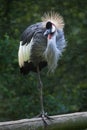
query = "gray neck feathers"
xmin=44 ymin=31 xmax=62 ymax=73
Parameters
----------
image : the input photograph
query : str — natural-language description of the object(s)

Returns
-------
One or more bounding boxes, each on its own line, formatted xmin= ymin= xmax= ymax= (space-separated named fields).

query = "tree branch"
xmin=0 ymin=112 xmax=87 ymax=130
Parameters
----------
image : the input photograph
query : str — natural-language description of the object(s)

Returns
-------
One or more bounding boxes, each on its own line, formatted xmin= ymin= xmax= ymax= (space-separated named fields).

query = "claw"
xmin=36 ymin=112 xmax=53 ymax=126
xmin=42 ymin=116 xmax=48 ymax=126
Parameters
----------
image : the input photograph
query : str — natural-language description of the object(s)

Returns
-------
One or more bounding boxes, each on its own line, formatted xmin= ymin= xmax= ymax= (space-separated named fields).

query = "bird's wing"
xmin=20 ymin=22 xmax=44 ymax=45
xmin=18 ymin=22 xmax=46 ymax=68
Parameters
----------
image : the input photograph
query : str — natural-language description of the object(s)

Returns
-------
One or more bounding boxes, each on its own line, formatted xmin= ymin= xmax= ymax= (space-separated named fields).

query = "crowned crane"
xmin=18 ymin=12 xmax=66 ymax=122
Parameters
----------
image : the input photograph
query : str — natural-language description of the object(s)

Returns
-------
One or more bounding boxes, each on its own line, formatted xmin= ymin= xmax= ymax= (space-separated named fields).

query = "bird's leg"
xmin=37 ymin=66 xmax=53 ymax=125
xmin=37 ymin=66 xmax=45 ymax=116
xmin=37 ymin=66 xmax=49 ymax=126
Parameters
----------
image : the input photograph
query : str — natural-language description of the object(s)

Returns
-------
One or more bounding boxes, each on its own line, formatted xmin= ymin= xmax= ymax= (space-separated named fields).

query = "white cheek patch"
xmin=51 ymin=25 xmax=56 ymax=33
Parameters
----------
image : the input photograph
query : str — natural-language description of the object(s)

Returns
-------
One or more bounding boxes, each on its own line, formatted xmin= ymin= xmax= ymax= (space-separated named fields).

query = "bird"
xmin=18 ymin=11 xmax=66 ymax=122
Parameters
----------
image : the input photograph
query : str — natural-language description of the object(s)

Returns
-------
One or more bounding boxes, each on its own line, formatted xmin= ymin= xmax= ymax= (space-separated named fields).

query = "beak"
xmin=44 ymin=29 xmax=51 ymax=36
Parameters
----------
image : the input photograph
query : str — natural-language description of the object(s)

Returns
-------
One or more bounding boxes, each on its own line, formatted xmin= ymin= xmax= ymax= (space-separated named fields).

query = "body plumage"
xmin=18 ymin=12 xmax=66 ymax=74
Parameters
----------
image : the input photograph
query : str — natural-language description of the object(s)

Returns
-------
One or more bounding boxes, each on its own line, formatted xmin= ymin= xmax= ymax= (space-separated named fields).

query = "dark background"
xmin=0 ymin=0 xmax=87 ymax=121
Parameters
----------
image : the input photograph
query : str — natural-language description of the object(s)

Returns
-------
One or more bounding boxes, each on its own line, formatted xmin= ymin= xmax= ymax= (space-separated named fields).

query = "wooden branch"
xmin=0 ymin=112 xmax=87 ymax=130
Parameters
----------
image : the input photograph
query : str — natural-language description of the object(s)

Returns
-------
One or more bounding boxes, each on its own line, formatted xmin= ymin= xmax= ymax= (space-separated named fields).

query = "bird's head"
xmin=42 ymin=12 xmax=66 ymax=73
xmin=44 ymin=21 xmax=57 ymax=39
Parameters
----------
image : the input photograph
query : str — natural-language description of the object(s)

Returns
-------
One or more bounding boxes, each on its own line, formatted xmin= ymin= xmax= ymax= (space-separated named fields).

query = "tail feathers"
xmin=20 ymin=62 xmax=37 ymax=75
xmin=20 ymin=61 xmax=47 ymax=75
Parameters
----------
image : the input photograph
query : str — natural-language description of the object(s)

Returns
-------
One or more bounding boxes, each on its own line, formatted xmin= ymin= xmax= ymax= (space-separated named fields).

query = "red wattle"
xmin=48 ymin=34 xmax=52 ymax=39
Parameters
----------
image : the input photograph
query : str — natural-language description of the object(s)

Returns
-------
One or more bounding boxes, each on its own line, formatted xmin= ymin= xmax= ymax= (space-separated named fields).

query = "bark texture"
xmin=0 ymin=112 xmax=87 ymax=130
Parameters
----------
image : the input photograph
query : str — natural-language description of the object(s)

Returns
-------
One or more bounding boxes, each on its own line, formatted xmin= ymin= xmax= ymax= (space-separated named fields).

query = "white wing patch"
xmin=18 ymin=38 xmax=34 ymax=67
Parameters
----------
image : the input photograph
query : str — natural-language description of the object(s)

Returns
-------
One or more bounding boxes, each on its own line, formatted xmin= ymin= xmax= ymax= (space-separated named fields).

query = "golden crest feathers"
xmin=41 ymin=11 xmax=64 ymax=29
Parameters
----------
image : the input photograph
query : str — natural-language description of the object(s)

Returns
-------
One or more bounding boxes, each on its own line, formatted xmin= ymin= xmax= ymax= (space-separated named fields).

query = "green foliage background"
xmin=0 ymin=0 xmax=87 ymax=121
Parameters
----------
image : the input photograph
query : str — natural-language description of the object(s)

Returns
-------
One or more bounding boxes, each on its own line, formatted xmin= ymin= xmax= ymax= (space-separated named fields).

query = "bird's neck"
xmin=44 ymin=32 xmax=60 ymax=73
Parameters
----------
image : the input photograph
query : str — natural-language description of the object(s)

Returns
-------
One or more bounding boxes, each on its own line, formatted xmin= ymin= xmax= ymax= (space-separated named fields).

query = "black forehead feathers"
xmin=46 ymin=21 xmax=52 ymax=29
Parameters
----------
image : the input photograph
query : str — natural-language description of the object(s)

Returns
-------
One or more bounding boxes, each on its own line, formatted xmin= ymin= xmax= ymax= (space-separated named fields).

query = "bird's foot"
xmin=37 ymin=112 xmax=53 ymax=126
